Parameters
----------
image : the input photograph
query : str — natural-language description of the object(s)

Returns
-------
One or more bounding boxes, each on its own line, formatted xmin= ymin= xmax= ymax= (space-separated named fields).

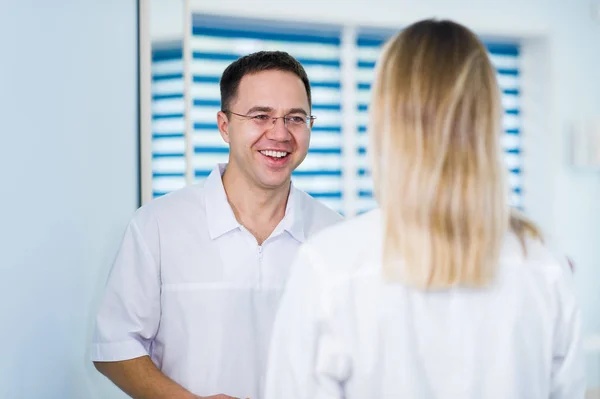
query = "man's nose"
xmin=265 ymin=117 xmax=292 ymax=141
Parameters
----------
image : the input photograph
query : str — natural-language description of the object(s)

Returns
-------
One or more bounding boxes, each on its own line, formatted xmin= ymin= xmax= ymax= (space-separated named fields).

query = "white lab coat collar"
xmin=204 ymin=163 xmax=305 ymax=242
xmin=275 ymin=183 xmax=306 ymax=243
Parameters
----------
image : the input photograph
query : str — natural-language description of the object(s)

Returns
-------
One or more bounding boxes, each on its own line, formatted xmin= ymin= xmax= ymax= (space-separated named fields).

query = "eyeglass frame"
xmin=222 ymin=109 xmax=317 ymax=130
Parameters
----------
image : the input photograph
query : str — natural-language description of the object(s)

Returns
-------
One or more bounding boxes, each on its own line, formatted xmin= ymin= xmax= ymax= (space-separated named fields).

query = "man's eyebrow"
xmin=286 ymin=108 xmax=308 ymax=116
xmin=245 ymin=106 xmax=309 ymax=116
xmin=246 ymin=106 xmax=274 ymax=114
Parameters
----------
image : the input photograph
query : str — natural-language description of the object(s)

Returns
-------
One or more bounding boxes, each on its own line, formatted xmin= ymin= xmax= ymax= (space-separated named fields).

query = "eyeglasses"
xmin=224 ymin=110 xmax=316 ymax=131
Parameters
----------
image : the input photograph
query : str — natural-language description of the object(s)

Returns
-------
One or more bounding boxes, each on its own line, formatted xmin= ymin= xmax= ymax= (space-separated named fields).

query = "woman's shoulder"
xmin=301 ymin=208 xmax=383 ymax=275
xmin=500 ymin=232 xmax=573 ymax=285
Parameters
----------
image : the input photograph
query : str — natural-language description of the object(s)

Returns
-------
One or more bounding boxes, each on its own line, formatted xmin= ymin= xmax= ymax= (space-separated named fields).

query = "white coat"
xmin=265 ymin=209 xmax=585 ymax=399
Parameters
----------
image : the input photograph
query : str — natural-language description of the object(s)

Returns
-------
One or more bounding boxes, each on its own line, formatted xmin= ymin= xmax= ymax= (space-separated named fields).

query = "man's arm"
xmin=94 ymin=356 xmax=198 ymax=399
xmin=93 ymin=217 xmax=245 ymax=399
xmin=94 ymin=357 xmax=243 ymax=399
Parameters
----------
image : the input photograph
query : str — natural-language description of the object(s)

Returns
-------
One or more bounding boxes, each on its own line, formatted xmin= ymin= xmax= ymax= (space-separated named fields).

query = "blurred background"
xmin=0 ymin=0 xmax=599 ymax=397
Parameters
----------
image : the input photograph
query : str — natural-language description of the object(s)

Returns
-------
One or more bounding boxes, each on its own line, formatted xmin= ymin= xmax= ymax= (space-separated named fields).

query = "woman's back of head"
xmin=369 ymin=19 xmax=541 ymax=289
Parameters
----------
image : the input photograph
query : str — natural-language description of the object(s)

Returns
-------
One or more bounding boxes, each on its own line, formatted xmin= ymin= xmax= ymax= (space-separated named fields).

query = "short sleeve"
xmin=90 ymin=212 xmax=161 ymax=362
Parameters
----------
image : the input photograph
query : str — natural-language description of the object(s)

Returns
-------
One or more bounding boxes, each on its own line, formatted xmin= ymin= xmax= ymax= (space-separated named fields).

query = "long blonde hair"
xmin=370 ymin=19 xmax=541 ymax=289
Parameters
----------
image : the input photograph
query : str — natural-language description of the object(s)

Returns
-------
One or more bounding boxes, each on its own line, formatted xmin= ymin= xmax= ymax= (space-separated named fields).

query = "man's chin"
xmin=261 ymin=180 xmax=291 ymax=191
xmin=255 ymin=172 xmax=292 ymax=191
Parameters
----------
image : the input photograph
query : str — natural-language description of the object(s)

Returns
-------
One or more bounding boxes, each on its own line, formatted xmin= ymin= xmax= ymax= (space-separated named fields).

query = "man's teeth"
xmin=260 ymin=150 xmax=288 ymax=158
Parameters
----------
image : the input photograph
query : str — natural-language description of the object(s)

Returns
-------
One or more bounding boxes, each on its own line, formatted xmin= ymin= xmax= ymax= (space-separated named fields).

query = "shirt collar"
xmin=205 ymin=164 xmax=241 ymax=240
xmin=275 ymin=184 xmax=306 ymax=243
xmin=204 ymin=163 xmax=306 ymax=242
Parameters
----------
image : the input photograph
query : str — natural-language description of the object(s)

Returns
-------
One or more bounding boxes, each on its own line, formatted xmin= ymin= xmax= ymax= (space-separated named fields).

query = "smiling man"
xmin=91 ymin=51 xmax=342 ymax=399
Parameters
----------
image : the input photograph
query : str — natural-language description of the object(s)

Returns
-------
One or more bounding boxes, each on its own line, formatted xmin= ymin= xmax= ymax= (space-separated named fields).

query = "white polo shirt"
xmin=265 ymin=209 xmax=586 ymax=399
xmin=91 ymin=163 xmax=342 ymax=399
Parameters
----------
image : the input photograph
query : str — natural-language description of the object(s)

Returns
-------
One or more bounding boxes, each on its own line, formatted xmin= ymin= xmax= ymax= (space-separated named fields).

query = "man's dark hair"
xmin=219 ymin=51 xmax=311 ymax=112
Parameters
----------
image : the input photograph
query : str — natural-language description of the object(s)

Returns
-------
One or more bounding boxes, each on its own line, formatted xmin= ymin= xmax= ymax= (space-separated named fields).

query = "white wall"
xmin=150 ymin=0 xmax=183 ymax=41
xmin=0 ymin=0 xmax=137 ymax=398
xmin=191 ymin=0 xmax=552 ymax=37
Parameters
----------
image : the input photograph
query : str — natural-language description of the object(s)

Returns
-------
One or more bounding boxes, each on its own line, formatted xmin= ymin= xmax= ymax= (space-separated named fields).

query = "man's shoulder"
xmin=133 ymin=183 xmax=207 ymax=226
xmin=301 ymin=209 xmax=381 ymax=277
xmin=308 ymin=209 xmax=379 ymax=249
xmin=295 ymin=189 xmax=344 ymax=235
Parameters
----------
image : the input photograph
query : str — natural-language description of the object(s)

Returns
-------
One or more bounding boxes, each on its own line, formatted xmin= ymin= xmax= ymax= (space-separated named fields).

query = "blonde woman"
xmin=263 ymin=19 xmax=585 ymax=399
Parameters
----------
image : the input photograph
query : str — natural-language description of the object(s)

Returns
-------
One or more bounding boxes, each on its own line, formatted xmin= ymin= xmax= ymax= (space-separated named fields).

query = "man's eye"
xmin=252 ymin=114 xmax=270 ymax=121
xmin=289 ymin=116 xmax=306 ymax=123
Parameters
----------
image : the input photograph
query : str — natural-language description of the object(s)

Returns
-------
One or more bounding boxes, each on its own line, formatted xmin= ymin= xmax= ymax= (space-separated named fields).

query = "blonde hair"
xmin=509 ymin=208 xmax=543 ymax=250
xmin=369 ymin=19 xmax=541 ymax=289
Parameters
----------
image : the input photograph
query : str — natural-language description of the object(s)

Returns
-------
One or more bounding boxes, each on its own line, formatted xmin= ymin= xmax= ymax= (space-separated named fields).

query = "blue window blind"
xmin=355 ymin=33 xmax=387 ymax=215
xmin=149 ymin=19 xmax=525 ymax=217
xmin=187 ymin=15 xmax=344 ymax=214
xmin=354 ymin=32 xmax=523 ymax=214
xmin=151 ymin=43 xmax=185 ymax=198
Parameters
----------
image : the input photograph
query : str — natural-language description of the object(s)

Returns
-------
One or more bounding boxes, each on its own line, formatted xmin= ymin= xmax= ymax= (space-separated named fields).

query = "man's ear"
xmin=217 ymin=111 xmax=230 ymax=143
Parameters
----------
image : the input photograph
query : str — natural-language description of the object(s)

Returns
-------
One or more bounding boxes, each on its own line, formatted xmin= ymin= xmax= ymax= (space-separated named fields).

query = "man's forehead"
xmin=237 ymin=70 xmax=305 ymax=90
xmin=232 ymin=71 xmax=310 ymax=110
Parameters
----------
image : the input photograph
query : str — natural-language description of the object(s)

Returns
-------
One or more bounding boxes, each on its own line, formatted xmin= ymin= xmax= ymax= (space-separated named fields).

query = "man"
xmin=91 ymin=51 xmax=342 ymax=399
